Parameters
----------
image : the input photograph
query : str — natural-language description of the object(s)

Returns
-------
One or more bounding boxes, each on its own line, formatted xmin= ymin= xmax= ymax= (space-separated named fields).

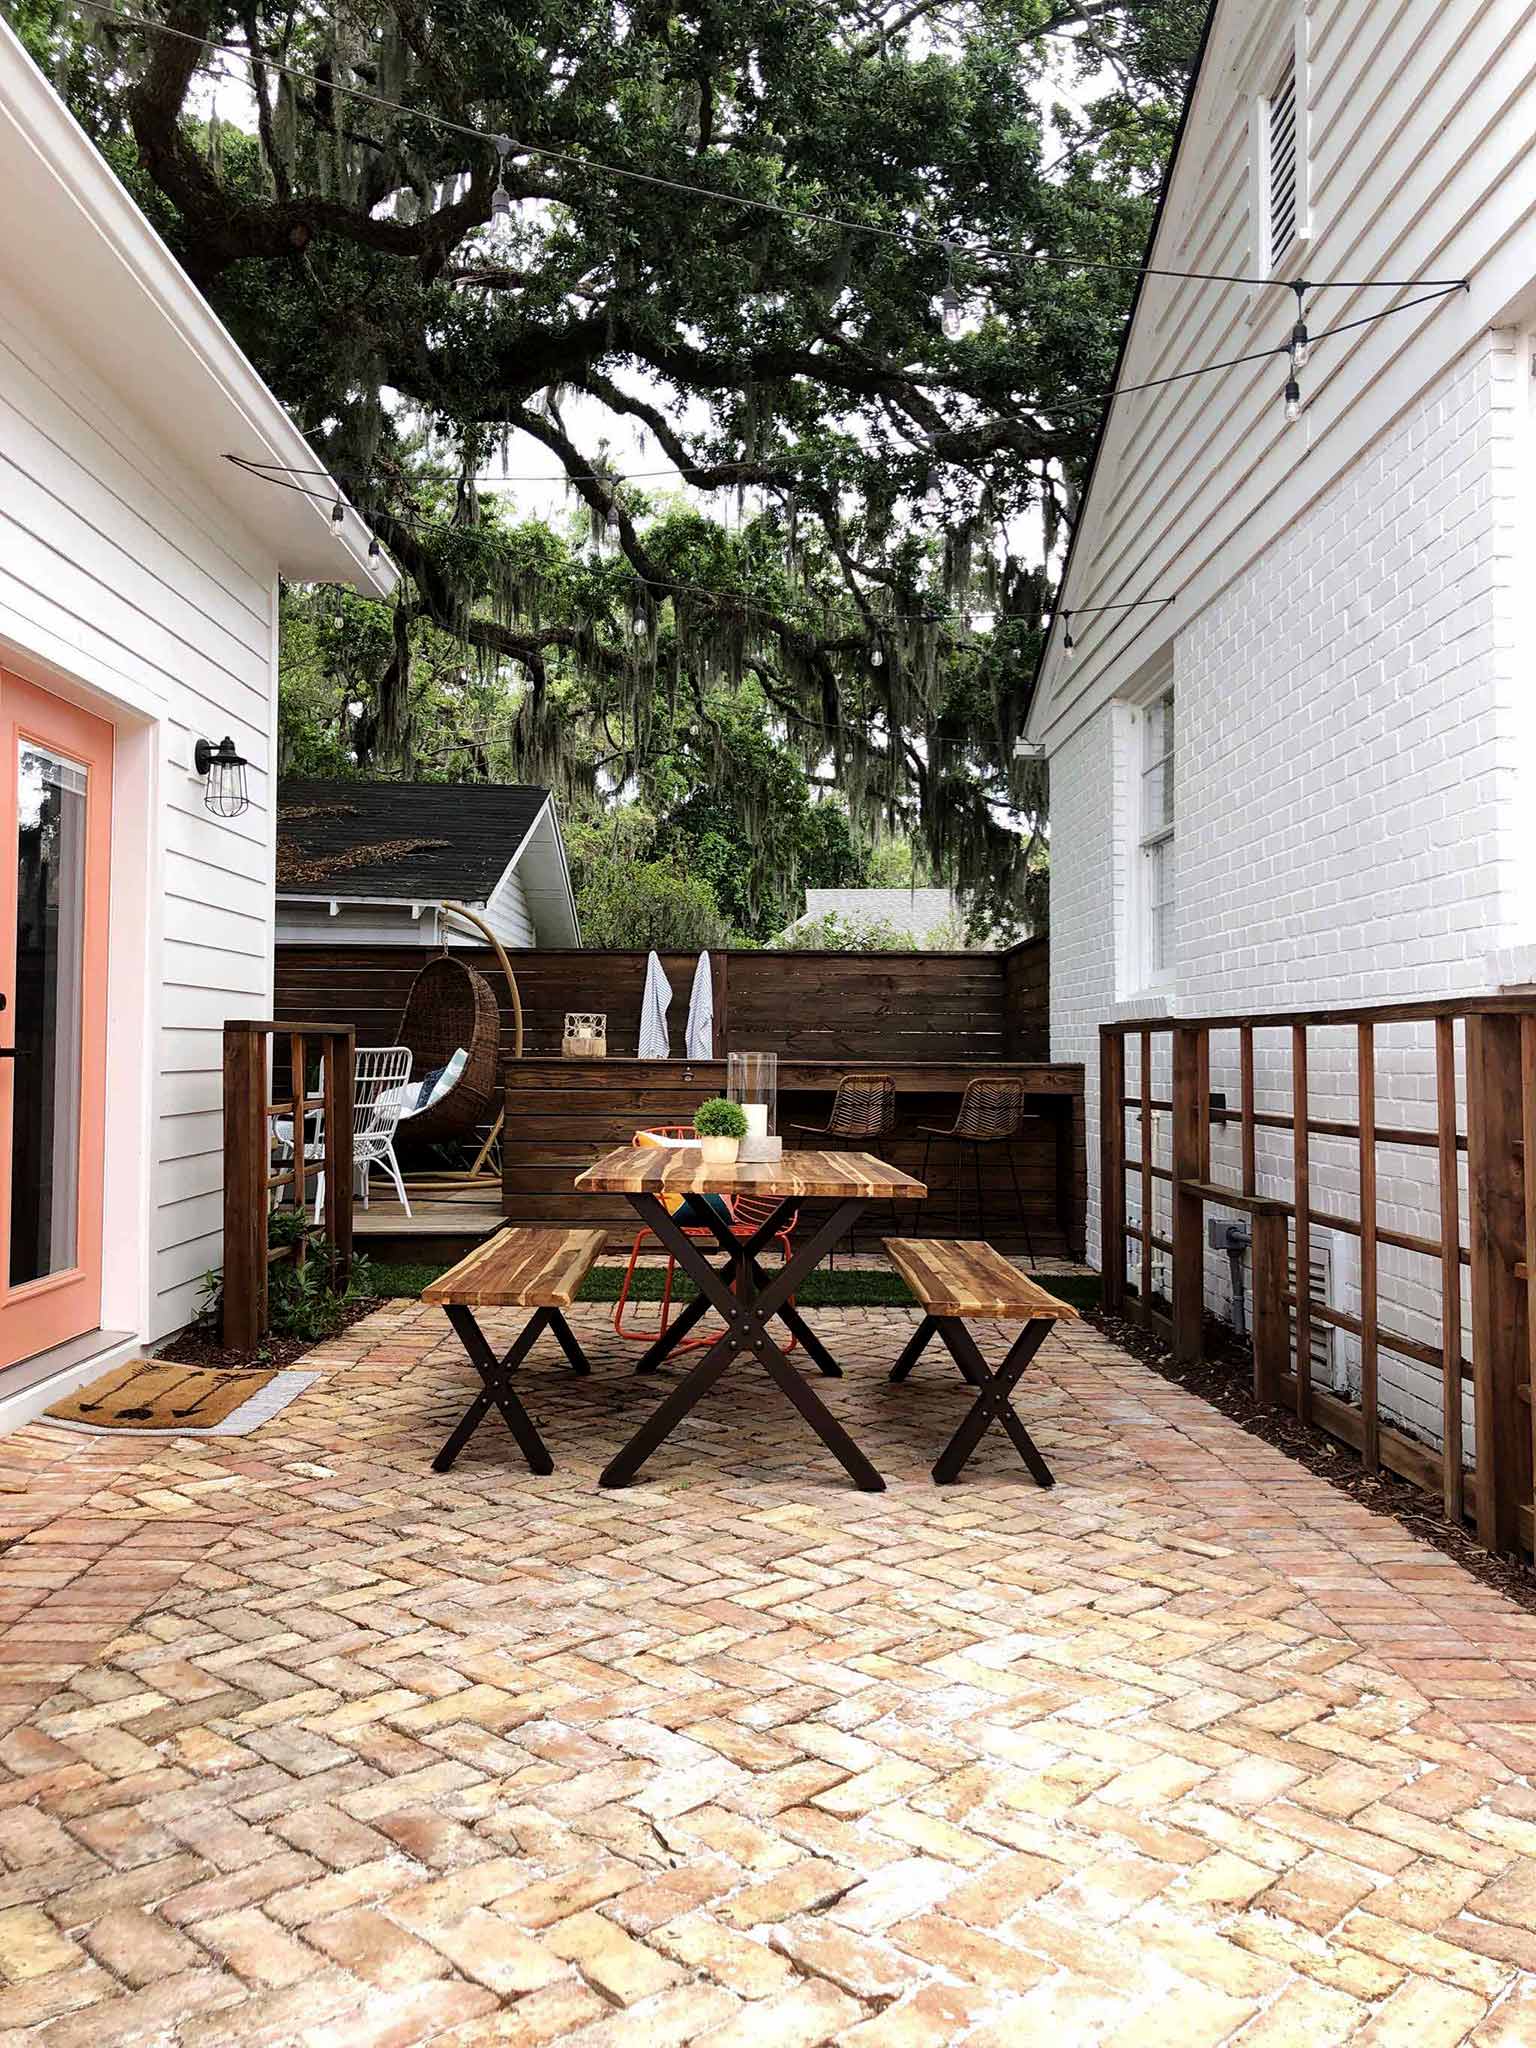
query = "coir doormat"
xmin=48 ymin=1360 xmax=280 ymax=1430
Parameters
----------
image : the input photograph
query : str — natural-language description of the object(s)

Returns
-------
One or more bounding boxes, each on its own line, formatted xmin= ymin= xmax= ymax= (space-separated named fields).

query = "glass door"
xmin=0 ymin=672 xmax=112 ymax=1369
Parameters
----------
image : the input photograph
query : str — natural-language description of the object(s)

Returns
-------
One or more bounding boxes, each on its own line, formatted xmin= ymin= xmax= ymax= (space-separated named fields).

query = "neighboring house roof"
xmin=0 ymin=19 xmax=392 ymax=595
xmin=786 ymin=888 xmax=960 ymax=943
xmin=276 ymin=781 xmax=554 ymax=902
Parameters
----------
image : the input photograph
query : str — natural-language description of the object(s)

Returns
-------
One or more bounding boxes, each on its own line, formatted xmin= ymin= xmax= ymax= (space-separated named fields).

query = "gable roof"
xmin=787 ymin=888 xmax=959 ymax=942
xmin=276 ymin=781 xmax=552 ymax=903
xmin=0 ymin=19 xmax=393 ymax=594
xmin=1022 ymin=0 xmax=1221 ymax=732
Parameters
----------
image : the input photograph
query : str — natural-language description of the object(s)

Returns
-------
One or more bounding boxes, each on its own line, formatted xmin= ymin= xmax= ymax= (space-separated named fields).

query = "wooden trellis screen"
xmin=222 ymin=1020 xmax=355 ymax=1350
xmin=1101 ymin=997 xmax=1536 ymax=1556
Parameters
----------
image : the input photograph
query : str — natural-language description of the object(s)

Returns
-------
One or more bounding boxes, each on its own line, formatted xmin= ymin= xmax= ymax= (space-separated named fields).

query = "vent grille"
xmin=1269 ymin=57 xmax=1299 ymax=262
xmin=1289 ymin=1237 xmax=1334 ymax=1380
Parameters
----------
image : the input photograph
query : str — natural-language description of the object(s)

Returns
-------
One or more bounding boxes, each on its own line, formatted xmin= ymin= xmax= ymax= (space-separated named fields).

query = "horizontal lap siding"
xmin=1035 ymin=0 xmax=1536 ymax=753
xmin=0 ymin=295 xmax=278 ymax=1341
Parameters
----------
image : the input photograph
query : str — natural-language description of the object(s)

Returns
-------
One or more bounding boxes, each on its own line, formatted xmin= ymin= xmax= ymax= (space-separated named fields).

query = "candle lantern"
xmin=728 ymin=1051 xmax=780 ymax=1161
xmin=562 ymin=1012 xmax=608 ymax=1059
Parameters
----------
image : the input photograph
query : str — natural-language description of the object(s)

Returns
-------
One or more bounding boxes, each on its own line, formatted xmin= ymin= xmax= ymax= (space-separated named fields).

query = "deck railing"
xmin=222 ymin=1020 xmax=354 ymax=1349
xmin=1102 ymin=997 xmax=1536 ymax=1555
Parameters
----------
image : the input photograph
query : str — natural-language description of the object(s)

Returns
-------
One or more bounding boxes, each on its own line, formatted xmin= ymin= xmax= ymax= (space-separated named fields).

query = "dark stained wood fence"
xmin=501 ymin=1056 xmax=1083 ymax=1255
xmin=274 ymin=937 xmax=1048 ymax=1065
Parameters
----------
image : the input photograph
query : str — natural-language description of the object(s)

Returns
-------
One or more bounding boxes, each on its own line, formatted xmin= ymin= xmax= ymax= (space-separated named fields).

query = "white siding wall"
xmin=1055 ymin=341 xmax=1521 ymax=1445
xmin=482 ymin=863 xmax=536 ymax=948
xmin=276 ymin=901 xmax=441 ymax=947
xmin=0 ymin=290 xmax=280 ymax=1342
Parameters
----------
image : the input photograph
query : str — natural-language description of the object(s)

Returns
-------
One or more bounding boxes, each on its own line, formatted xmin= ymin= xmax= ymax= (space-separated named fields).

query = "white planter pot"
xmin=698 ymin=1134 xmax=740 ymax=1165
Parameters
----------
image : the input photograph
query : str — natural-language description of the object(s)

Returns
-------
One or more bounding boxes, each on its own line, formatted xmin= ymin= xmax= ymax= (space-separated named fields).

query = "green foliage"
xmin=572 ymin=843 xmax=734 ymax=952
xmin=694 ymin=1098 xmax=748 ymax=1139
xmin=770 ymin=911 xmax=918 ymax=953
xmin=266 ymin=1206 xmax=310 ymax=1249
xmin=34 ymin=0 xmax=1200 ymax=934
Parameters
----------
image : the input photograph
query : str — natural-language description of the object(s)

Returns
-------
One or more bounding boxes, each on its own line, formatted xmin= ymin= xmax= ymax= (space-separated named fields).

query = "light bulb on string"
xmin=922 ymin=465 xmax=943 ymax=514
xmin=491 ymin=135 xmax=513 ymax=220
xmin=939 ymin=238 xmax=965 ymax=338
xmin=331 ymin=496 xmax=344 ymax=525
xmin=632 ymin=602 xmax=648 ymax=639
xmin=870 ymin=644 xmax=884 ymax=669
xmin=1289 ymin=281 xmax=1311 ymax=369
xmin=1062 ymin=612 xmax=1075 ymax=657
xmin=1284 ymin=375 xmax=1302 ymax=424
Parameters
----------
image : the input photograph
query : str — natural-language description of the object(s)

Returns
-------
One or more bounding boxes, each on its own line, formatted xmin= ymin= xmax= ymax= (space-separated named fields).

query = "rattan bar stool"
xmin=790 ymin=1073 xmax=899 ymax=1260
xmin=915 ymin=1076 xmax=1038 ymax=1262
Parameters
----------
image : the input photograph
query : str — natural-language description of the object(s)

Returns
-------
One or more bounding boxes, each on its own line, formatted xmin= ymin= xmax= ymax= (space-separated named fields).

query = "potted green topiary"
xmin=694 ymin=1097 xmax=748 ymax=1164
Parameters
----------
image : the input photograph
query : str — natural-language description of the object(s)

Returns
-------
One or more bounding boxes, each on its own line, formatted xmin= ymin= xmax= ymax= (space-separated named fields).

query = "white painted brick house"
xmin=1024 ymin=0 xmax=1536 ymax=1445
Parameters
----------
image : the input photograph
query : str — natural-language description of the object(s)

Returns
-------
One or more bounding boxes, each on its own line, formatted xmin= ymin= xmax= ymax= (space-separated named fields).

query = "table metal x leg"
xmin=601 ymin=1196 xmax=883 ymax=1491
xmin=931 ymin=1318 xmax=1055 ymax=1487
xmin=434 ymin=1304 xmax=585 ymax=1475
xmin=631 ymin=1202 xmax=788 ymax=1376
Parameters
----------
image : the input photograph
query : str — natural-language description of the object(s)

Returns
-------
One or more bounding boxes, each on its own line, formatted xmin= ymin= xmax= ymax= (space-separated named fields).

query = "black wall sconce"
xmin=194 ymin=736 xmax=250 ymax=818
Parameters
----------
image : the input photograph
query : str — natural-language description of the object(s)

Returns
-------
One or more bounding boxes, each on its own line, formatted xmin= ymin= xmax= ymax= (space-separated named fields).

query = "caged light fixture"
xmin=193 ymin=736 xmax=250 ymax=818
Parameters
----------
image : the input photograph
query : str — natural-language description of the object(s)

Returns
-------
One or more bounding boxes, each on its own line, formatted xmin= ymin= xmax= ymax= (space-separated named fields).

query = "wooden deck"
xmin=352 ymin=1172 xmax=504 ymax=1262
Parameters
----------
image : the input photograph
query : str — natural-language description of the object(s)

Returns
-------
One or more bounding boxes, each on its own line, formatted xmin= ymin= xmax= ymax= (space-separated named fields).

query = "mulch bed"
xmin=157 ymin=1296 xmax=387 ymax=1373
xmin=1090 ymin=1306 xmax=1536 ymax=1616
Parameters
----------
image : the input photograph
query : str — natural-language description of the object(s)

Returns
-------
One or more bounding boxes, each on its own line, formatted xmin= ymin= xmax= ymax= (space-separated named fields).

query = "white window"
xmin=1138 ymin=691 xmax=1175 ymax=982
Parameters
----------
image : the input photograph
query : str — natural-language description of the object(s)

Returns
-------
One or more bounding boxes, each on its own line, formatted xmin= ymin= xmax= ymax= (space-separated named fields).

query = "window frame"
xmin=1136 ymin=690 xmax=1176 ymax=989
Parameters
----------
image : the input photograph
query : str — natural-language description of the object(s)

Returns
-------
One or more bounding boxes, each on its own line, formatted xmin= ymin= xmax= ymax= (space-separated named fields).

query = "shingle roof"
xmin=276 ymin=780 xmax=550 ymax=902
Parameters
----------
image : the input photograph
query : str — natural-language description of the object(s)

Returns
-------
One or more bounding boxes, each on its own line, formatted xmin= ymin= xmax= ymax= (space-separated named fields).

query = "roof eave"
xmin=1023 ymin=0 xmax=1224 ymax=740
xmin=0 ymin=20 xmax=395 ymax=598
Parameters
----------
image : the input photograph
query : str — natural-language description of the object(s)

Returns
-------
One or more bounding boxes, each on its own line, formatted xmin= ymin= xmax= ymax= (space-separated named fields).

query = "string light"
xmin=1284 ymin=374 xmax=1302 ymax=424
xmin=1289 ymin=282 xmax=1311 ymax=370
xmin=870 ymin=646 xmax=884 ymax=668
xmin=75 ymin=6 xmax=1470 ymax=299
xmin=940 ymin=240 xmax=965 ymax=339
xmin=330 ymin=496 xmax=344 ymax=524
xmin=491 ymin=135 xmax=513 ymax=220
xmin=1062 ymin=613 xmax=1075 ymax=657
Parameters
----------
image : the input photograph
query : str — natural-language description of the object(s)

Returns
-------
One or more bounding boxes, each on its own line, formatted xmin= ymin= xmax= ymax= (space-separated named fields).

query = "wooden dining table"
xmin=573 ymin=1145 xmax=926 ymax=1491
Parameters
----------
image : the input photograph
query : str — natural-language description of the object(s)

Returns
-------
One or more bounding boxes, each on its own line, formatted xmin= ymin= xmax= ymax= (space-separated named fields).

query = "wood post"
xmin=1099 ymin=1030 xmax=1126 ymax=1315
xmin=1239 ymin=1024 xmax=1256 ymax=1196
xmin=1358 ymin=1022 xmax=1379 ymax=1474
xmin=221 ymin=1022 xmax=267 ymax=1352
xmin=1435 ymin=1016 xmax=1464 ymax=1525
xmin=1139 ymin=1029 xmax=1153 ymax=1310
xmin=322 ymin=1029 xmax=355 ymax=1284
xmin=1251 ymin=1207 xmax=1288 ymax=1405
xmin=1171 ymin=1026 xmax=1205 ymax=1363
xmin=1292 ymin=1024 xmax=1312 ymax=1423
xmin=1466 ymin=1013 xmax=1529 ymax=1554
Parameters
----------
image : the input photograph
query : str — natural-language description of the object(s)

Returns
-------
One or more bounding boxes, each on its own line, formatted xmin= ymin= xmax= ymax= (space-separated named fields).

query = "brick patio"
xmin=1 ymin=1302 xmax=1536 ymax=2045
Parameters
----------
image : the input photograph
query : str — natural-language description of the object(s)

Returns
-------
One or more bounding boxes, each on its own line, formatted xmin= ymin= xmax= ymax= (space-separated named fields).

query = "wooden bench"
xmin=884 ymin=1239 xmax=1077 ymax=1486
xmin=423 ymin=1226 xmax=606 ymax=1473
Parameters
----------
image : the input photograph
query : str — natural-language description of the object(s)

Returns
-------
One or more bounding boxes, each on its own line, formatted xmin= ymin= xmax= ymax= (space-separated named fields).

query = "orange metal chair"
xmin=612 ymin=1125 xmax=798 ymax=1352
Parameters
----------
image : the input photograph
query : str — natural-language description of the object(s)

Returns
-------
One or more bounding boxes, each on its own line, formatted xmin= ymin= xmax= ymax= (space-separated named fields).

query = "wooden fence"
xmin=274 ymin=936 xmax=1048 ymax=1065
xmin=1101 ymin=997 xmax=1536 ymax=1555
xmin=222 ymin=1021 xmax=354 ymax=1349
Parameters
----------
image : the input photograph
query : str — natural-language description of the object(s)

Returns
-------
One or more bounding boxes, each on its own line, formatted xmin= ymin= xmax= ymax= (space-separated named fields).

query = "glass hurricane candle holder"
xmin=727 ymin=1052 xmax=779 ymax=1159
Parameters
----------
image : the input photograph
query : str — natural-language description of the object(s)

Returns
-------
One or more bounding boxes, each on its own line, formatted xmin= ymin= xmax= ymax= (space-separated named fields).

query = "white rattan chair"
xmin=311 ymin=1045 xmax=415 ymax=1221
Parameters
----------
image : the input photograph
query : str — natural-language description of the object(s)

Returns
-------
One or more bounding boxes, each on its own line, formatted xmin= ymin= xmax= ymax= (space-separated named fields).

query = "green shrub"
xmin=694 ymin=1097 xmax=748 ymax=1139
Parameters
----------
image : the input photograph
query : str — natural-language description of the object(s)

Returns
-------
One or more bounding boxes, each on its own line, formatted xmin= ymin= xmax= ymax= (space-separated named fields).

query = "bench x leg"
xmin=889 ymin=1315 xmax=940 ymax=1382
xmin=931 ymin=1318 xmax=1055 ymax=1488
xmin=434 ymin=1304 xmax=575 ymax=1475
xmin=602 ymin=1197 xmax=883 ymax=1491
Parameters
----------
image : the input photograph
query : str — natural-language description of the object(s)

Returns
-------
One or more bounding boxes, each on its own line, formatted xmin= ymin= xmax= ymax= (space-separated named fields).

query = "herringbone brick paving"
xmin=0 ymin=1301 xmax=1534 ymax=2044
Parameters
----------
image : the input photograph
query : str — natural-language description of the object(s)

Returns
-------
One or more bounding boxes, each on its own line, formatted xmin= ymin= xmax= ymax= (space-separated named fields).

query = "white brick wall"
xmin=1050 ymin=335 xmax=1525 ymax=1447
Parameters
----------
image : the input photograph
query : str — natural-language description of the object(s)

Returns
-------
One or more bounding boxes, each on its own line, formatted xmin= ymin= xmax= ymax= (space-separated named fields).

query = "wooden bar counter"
xmin=501 ymin=1057 xmax=1085 ymax=1255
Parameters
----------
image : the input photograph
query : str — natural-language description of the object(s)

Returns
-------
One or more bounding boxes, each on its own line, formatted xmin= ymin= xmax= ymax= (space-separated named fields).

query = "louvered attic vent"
xmin=1269 ymin=56 xmax=1299 ymax=262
